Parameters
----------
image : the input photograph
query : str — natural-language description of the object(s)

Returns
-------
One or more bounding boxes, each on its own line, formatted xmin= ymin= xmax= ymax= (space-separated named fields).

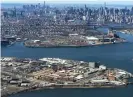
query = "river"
xmin=1 ymin=33 xmax=133 ymax=97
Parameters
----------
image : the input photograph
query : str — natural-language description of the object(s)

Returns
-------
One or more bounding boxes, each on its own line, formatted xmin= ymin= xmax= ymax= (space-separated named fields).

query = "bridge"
xmin=93 ymin=24 xmax=133 ymax=31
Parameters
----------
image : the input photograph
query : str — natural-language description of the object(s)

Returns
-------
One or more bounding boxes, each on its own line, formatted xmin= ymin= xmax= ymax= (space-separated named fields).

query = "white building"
xmin=69 ymin=33 xmax=79 ymax=37
xmin=110 ymin=81 xmax=126 ymax=85
xmin=20 ymin=83 xmax=30 ymax=87
xmin=91 ymin=79 xmax=109 ymax=83
xmin=33 ymin=40 xmax=40 ymax=43
xmin=75 ymin=75 xmax=83 ymax=80
xmin=99 ymin=65 xmax=107 ymax=70
xmin=86 ymin=36 xmax=99 ymax=41
xmin=83 ymin=16 xmax=86 ymax=21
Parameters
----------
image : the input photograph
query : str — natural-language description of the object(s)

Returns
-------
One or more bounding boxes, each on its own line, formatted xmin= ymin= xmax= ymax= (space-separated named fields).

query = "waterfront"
xmin=1 ymin=40 xmax=133 ymax=73
xmin=8 ymin=86 xmax=133 ymax=97
xmin=1 ymin=40 xmax=133 ymax=97
xmin=1 ymin=1 xmax=133 ymax=97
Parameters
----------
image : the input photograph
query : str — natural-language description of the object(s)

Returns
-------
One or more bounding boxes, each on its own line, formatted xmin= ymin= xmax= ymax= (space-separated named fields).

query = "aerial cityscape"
xmin=1 ymin=0 xmax=133 ymax=97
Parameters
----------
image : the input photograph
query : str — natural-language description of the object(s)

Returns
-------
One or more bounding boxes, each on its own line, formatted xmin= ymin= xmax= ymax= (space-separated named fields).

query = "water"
xmin=7 ymin=86 xmax=133 ymax=97
xmin=1 ymin=3 xmax=133 ymax=96
xmin=2 ymin=42 xmax=133 ymax=72
xmin=117 ymin=32 xmax=133 ymax=42
xmin=1 ymin=33 xmax=133 ymax=97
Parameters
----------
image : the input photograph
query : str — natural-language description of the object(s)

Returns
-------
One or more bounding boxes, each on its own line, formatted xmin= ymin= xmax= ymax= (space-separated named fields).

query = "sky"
xmin=1 ymin=0 xmax=133 ymax=5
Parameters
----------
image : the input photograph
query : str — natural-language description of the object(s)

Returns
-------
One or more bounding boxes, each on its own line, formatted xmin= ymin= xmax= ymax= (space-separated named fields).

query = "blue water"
xmin=2 ymin=42 xmax=133 ymax=97
xmin=2 ymin=42 xmax=133 ymax=72
xmin=1 ymin=2 xmax=133 ymax=96
xmin=7 ymin=86 xmax=133 ymax=97
xmin=1 ymin=33 xmax=133 ymax=97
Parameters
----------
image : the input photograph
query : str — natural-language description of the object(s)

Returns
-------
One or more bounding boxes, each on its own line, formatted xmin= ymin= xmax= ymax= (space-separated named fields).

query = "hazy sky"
xmin=1 ymin=0 xmax=133 ymax=5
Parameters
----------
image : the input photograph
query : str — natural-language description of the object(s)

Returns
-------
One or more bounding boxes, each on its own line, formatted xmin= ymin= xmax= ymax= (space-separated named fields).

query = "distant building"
xmin=82 ymin=16 xmax=86 ymax=21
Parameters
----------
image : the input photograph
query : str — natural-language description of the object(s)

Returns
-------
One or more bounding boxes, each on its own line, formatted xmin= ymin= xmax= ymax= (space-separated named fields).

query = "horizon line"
xmin=1 ymin=2 xmax=133 ymax=5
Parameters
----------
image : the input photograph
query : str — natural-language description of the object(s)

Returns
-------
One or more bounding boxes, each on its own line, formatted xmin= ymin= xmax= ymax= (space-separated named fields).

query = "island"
xmin=1 ymin=57 xmax=133 ymax=97
xmin=24 ymin=33 xmax=126 ymax=48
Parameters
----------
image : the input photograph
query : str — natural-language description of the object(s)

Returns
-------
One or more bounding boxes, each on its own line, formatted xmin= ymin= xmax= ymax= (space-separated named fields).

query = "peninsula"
xmin=24 ymin=33 xmax=126 ymax=48
xmin=1 ymin=57 xmax=133 ymax=97
xmin=1 ymin=2 xmax=132 ymax=47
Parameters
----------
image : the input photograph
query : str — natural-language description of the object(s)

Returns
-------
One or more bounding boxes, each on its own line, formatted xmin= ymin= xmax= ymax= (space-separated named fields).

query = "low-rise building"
xmin=86 ymin=36 xmax=99 ymax=41
xmin=89 ymin=62 xmax=96 ymax=68
xmin=99 ymin=65 xmax=107 ymax=70
xmin=19 ymin=81 xmax=30 ymax=87
xmin=91 ymin=79 xmax=109 ymax=83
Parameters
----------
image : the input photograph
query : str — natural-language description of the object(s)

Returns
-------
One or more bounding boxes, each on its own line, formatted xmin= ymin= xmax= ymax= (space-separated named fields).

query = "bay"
xmin=1 ymin=40 xmax=133 ymax=97
xmin=1 ymin=30 xmax=133 ymax=97
xmin=1 ymin=3 xmax=133 ymax=97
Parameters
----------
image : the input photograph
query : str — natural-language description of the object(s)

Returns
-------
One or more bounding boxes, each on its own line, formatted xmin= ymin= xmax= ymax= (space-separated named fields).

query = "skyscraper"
xmin=11 ymin=7 xmax=17 ymax=17
xmin=43 ymin=1 xmax=46 ymax=14
xmin=44 ymin=1 xmax=45 ymax=8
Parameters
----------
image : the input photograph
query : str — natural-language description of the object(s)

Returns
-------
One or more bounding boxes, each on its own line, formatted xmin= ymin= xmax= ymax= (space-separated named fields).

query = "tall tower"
xmin=104 ymin=2 xmax=106 ymax=8
xmin=44 ymin=1 xmax=45 ymax=8
xmin=43 ymin=1 xmax=46 ymax=14
xmin=85 ymin=4 xmax=87 ymax=10
xmin=13 ymin=6 xmax=17 ymax=17
xmin=84 ymin=4 xmax=87 ymax=16
xmin=103 ymin=2 xmax=106 ymax=24
xmin=104 ymin=2 xmax=106 ymax=15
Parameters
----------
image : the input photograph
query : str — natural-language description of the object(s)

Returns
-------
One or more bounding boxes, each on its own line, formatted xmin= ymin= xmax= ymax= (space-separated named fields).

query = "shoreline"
xmin=1 ymin=84 xmax=129 ymax=97
xmin=24 ymin=42 xmax=127 ymax=48
xmin=1 ymin=57 xmax=133 ymax=97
